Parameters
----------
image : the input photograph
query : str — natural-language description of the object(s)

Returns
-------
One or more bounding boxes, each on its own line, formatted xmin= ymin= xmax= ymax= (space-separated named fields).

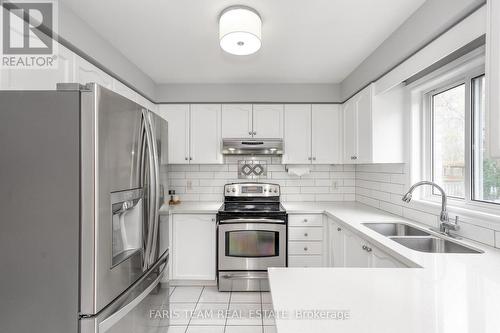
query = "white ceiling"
xmin=62 ymin=0 xmax=425 ymax=84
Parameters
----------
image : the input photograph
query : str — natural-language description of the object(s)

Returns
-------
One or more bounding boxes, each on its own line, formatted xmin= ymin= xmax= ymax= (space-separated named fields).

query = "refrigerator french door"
xmin=0 ymin=83 xmax=169 ymax=333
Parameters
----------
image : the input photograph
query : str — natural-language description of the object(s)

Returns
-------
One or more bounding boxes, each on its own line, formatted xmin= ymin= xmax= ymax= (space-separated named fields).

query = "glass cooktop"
xmin=219 ymin=202 xmax=286 ymax=213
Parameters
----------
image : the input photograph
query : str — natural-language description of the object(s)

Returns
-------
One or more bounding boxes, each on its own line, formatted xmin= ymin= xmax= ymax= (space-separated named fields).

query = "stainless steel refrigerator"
xmin=0 ymin=83 xmax=170 ymax=333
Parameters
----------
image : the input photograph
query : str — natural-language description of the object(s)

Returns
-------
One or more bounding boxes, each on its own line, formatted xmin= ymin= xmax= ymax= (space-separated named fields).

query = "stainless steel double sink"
xmin=362 ymin=222 xmax=483 ymax=254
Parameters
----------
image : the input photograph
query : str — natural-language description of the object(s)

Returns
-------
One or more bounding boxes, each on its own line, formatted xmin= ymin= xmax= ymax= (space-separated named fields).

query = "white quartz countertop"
xmin=267 ymin=202 xmax=500 ymax=333
xmin=159 ymin=202 xmax=222 ymax=214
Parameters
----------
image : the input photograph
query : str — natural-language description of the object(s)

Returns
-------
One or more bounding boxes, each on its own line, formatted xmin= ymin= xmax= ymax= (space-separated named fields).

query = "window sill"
xmin=410 ymin=198 xmax=500 ymax=230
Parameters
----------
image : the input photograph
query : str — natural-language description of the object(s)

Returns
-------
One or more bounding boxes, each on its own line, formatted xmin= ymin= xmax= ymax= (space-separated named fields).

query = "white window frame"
xmin=409 ymin=47 xmax=500 ymax=220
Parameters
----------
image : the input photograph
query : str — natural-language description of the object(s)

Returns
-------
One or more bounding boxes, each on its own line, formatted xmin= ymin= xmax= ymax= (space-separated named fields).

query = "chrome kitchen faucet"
xmin=402 ymin=181 xmax=460 ymax=237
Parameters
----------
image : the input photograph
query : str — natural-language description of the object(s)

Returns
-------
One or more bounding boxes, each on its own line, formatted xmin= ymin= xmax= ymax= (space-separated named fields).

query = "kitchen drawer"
xmin=288 ymin=214 xmax=323 ymax=227
xmin=288 ymin=227 xmax=323 ymax=241
xmin=288 ymin=255 xmax=323 ymax=268
xmin=288 ymin=241 xmax=322 ymax=255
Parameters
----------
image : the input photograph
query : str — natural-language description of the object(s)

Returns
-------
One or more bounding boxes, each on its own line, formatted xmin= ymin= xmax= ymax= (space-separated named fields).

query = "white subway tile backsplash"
xmin=169 ymin=171 xmax=186 ymax=179
xmin=199 ymin=165 xmax=229 ymax=172
xmin=379 ymin=182 xmax=405 ymax=195
xmin=316 ymin=194 xmax=344 ymax=201
xmin=451 ymin=221 xmax=495 ymax=246
xmin=284 ymin=194 xmax=315 ymax=201
xmin=301 ymin=186 xmax=329 ymax=194
xmin=402 ymin=207 xmax=439 ymax=228
xmin=344 ymin=194 xmax=356 ymax=201
xmin=379 ymin=201 xmax=403 ymax=216
xmin=168 ymin=157 xmax=356 ymax=203
xmin=356 ymin=194 xmax=380 ymax=208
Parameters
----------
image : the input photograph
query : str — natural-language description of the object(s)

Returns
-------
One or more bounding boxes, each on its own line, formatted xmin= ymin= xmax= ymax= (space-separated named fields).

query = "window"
xmin=431 ymin=84 xmax=466 ymax=199
xmin=423 ymin=67 xmax=500 ymax=208
xmin=473 ymin=75 xmax=500 ymax=204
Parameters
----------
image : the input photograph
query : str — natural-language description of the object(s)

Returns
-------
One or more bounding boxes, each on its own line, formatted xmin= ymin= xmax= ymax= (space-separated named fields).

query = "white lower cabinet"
xmin=371 ymin=246 xmax=406 ymax=268
xmin=328 ymin=219 xmax=345 ymax=267
xmin=343 ymin=228 xmax=372 ymax=267
xmin=171 ymin=214 xmax=216 ymax=280
xmin=288 ymin=214 xmax=325 ymax=267
xmin=326 ymin=217 xmax=407 ymax=268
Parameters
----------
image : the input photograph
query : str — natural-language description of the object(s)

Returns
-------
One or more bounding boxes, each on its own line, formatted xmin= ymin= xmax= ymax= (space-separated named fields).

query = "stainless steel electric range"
xmin=217 ymin=183 xmax=288 ymax=292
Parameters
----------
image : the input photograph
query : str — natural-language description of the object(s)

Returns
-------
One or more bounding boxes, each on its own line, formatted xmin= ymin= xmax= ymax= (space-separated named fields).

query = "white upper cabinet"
xmin=343 ymin=84 xmax=404 ymax=164
xmin=74 ymin=57 xmax=113 ymax=89
xmin=158 ymin=104 xmax=190 ymax=164
xmin=343 ymin=98 xmax=357 ymax=163
xmin=190 ymin=104 xmax=223 ymax=164
xmin=252 ymin=104 xmax=284 ymax=138
xmin=283 ymin=104 xmax=341 ymax=164
xmin=283 ymin=105 xmax=312 ymax=164
xmin=312 ymin=104 xmax=342 ymax=164
xmin=158 ymin=104 xmax=222 ymax=164
xmin=487 ymin=0 xmax=500 ymax=158
xmin=221 ymin=104 xmax=253 ymax=138
xmin=221 ymin=104 xmax=283 ymax=139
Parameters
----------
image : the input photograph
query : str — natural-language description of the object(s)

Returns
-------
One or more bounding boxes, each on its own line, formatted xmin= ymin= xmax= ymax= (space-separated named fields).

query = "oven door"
xmin=218 ymin=222 xmax=286 ymax=271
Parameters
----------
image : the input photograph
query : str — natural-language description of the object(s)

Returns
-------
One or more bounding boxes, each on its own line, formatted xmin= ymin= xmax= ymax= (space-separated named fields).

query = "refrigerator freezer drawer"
xmin=80 ymin=252 xmax=169 ymax=333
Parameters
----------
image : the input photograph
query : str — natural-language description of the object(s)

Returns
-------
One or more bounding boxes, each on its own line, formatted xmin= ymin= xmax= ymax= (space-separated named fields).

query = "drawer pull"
xmin=303 ymin=247 xmax=308 ymax=251
xmin=303 ymin=219 xmax=308 ymax=223
xmin=304 ymin=233 xmax=308 ymax=237
xmin=337 ymin=227 xmax=341 ymax=231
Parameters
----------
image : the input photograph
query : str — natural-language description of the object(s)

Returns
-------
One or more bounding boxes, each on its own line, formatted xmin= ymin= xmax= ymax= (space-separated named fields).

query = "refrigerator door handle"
xmin=141 ymin=109 xmax=156 ymax=271
xmin=95 ymin=252 xmax=168 ymax=333
xmin=146 ymin=111 xmax=161 ymax=268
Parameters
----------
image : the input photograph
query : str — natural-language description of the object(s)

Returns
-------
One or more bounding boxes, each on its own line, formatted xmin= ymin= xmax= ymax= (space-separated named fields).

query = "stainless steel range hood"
xmin=222 ymin=138 xmax=283 ymax=155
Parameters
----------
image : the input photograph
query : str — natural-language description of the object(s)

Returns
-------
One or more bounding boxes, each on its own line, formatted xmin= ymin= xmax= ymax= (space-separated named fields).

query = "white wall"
xmin=155 ymin=83 xmax=341 ymax=103
xmin=57 ymin=3 xmax=156 ymax=100
xmin=164 ymin=156 xmax=355 ymax=202
xmin=340 ymin=0 xmax=486 ymax=100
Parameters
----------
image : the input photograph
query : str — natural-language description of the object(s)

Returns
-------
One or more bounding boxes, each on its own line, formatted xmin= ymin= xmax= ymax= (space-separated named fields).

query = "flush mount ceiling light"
xmin=219 ymin=6 xmax=262 ymax=56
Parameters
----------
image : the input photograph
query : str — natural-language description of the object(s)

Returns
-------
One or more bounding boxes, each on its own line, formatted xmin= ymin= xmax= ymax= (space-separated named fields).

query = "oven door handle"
xmin=221 ymin=273 xmax=268 ymax=280
xmin=220 ymin=218 xmax=284 ymax=224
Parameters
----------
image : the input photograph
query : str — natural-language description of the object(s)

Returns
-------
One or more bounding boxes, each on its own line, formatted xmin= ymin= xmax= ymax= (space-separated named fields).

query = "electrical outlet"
xmin=186 ymin=180 xmax=192 ymax=190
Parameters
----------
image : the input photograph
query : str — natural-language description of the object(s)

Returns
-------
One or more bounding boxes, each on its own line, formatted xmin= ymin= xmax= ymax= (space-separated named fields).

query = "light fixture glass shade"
xmin=219 ymin=7 xmax=262 ymax=55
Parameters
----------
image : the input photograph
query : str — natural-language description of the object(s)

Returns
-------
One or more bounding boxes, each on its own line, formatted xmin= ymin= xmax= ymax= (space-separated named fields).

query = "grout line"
xmin=185 ymin=286 xmax=205 ymax=329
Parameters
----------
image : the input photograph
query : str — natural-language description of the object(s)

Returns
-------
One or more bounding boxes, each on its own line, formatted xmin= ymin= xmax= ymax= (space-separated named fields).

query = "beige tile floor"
xmin=167 ymin=286 xmax=277 ymax=333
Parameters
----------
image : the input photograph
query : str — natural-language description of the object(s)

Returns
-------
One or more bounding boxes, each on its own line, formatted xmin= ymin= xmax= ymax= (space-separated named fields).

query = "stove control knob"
xmin=226 ymin=188 xmax=230 ymax=193
xmin=273 ymin=189 xmax=278 ymax=193
xmin=231 ymin=188 xmax=236 ymax=192
xmin=264 ymin=188 xmax=267 ymax=192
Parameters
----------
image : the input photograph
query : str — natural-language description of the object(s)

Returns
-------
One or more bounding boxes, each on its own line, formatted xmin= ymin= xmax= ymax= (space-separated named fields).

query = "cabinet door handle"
xmin=312 ymin=157 xmax=316 ymax=161
xmin=351 ymin=156 xmax=358 ymax=160
xmin=253 ymin=131 xmax=257 ymax=135
xmin=185 ymin=157 xmax=188 ymax=161
xmin=308 ymin=157 xmax=312 ymax=161
xmin=248 ymin=131 xmax=252 ymax=135
xmin=362 ymin=245 xmax=368 ymax=250
xmin=189 ymin=157 xmax=192 ymax=160
xmin=337 ymin=227 xmax=341 ymax=232
xmin=211 ymin=218 xmax=215 ymax=222
xmin=366 ymin=247 xmax=372 ymax=252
